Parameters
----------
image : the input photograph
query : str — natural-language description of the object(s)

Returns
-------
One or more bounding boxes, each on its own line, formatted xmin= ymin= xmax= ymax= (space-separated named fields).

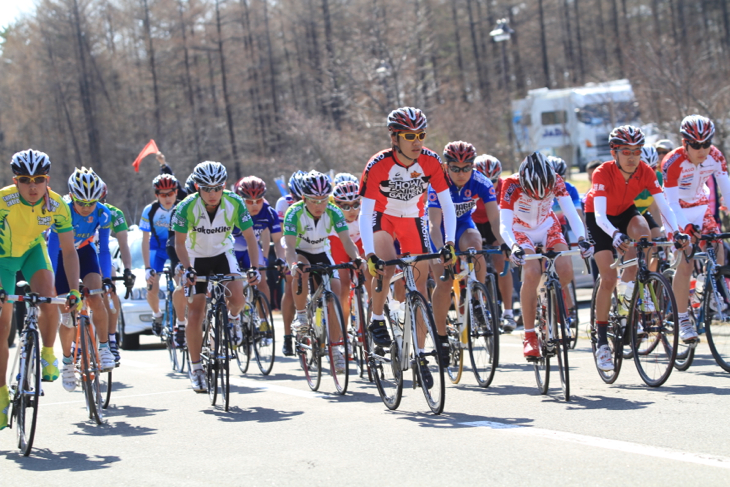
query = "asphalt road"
xmin=3 ymin=302 xmax=730 ymax=486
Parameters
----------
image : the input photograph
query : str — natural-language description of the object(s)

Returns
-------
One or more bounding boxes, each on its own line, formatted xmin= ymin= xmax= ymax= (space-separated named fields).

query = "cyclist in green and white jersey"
xmin=173 ymin=161 xmax=260 ymax=392
xmin=284 ymin=171 xmax=362 ymax=373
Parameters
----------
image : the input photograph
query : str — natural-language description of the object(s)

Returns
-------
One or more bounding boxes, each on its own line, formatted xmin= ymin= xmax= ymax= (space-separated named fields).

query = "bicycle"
xmin=294 ymin=262 xmax=352 ymax=395
xmin=160 ymin=265 xmax=188 ymax=373
xmin=523 ymin=247 xmax=585 ymax=401
xmin=589 ymin=238 xmax=679 ymax=387
xmin=445 ymin=247 xmax=508 ymax=388
xmin=235 ymin=266 xmax=276 ymax=376
xmin=371 ymin=252 xmax=447 ymax=414
xmin=5 ymin=289 xmax=66 ymax=456
xmin=347 ymin=264 xmax=372 ymax=382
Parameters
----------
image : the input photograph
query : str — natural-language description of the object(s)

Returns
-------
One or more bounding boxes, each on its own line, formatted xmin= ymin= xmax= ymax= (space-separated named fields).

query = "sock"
xmin=42 ymin=346 xmax=54 ymax=357
xmin=99 ymin=342 xmax=109 ymax=349
xmin=503 ymin=310 xmax=513 ymax=318
xmin=228 ymin=312 xmax=240 ymax=322
xmin=192 ymin=361 xmax=203 ymax=371
xmin=524 ymin=328 xmax=535 ymax=334
xmin=153 ymin=311 xmax=163 ymax=318
xmin=371 ymin=313 xmax=384 ymax=321
xmin=596 ymin=320 xmax=609 ymax=347
xmin=177 ymin=319 xmax=187 ymax=327
xmin=63 ymin=356 xmax=73 ymax=365
xmin=108 ymin=334 xmax=117 ymax=343
xmin=678 ymin=312 xmax=689 ymax=320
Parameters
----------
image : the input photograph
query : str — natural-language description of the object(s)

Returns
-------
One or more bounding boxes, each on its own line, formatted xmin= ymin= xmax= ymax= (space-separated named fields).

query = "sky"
xmin=0 ymin=0 xmax=37 ymax=30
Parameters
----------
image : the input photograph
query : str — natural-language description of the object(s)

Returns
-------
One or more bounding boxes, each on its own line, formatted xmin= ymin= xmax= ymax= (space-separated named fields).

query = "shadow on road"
xmin=71 ymin=420 xmax=156 ymax=437
xmin=3 ymin=448 xmax=120 ymax=471
xmin=201 ymin=405 xmax=303 ymax=423
xmin=565 ymin=394 xmax=652 ymax=410
xmin=387 ymin=409 xmax=535 ymax=429
xmin=104 ymin=404 xmax=167 ymax=418
xmin=106 ymin=381 xmax=132 ymax=392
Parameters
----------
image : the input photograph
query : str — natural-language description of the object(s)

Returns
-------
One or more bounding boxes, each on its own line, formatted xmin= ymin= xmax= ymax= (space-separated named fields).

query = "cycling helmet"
xmin=184 ymin=174 xmax=197 ymax=195
xmin=11 ymin=149 xmax=51 ymax=176
xmin=475 ymin=154 xmax=502 ymax=183
xmin=333 ymin=173 xmax=359 ymax=185
xmin=443 ymin=141 xmax=477 ymax=164
xmin=99 ymin=181 xmax=108 ymax=201
xmin=332 ymin=181 xmax=360 ymax=203
xmin=68 ymin=167 xmax=104 ymax=202
xmin=153 ymin=174 xmax=178 ymax=192
xmin=680 ymin=114 xmax=715 ymax=143
xmin=519 ymin=152 xmax=556 ymax=200
xmin=608 ymin=125 xmax=645 ymax=149
xmin=640 ymin=146 xmax=659 ymax=169
xmin=387 ymin=107 xmax=428 ymax=132
xmin=301 ymin=171 xmax=332 ymax=198
xmin=289 ymin=170 xmax=307 ymax=199
xmin=547 ymin=156 xmax=568 ymax=178
xmin=234 ymin=176 xmax=266 ymax=199
xmin=192 ymin=161 xmax=227 ymax=187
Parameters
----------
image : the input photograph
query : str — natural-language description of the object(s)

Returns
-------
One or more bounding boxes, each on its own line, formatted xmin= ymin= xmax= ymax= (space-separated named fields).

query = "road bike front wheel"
xmin=371 ymin=304 xmax=403 ymax=410
xmin=589 ymin=276 xmax=623 ymax=384
xmin=202 ymin=315 xmax=218 ymax=406
xmin=252 ymin=292 xmax=275 ymax=376
xmin=674 ymin=307 xmax=696 ymax=371
xmin=13 ymin=329 xmax=40 ymax=456
xmin=565 ymin=280 xmax=579 ymax=349
xmin=533 ymin=303 xmax=550 ymax=395
xmin=630 ymin=273 xmax=678 ymax=387
xmin=298 ymin=327 xmax=322 ymax=391
xmin=467 ymin=281 xmax=499 ymax=388
xmin=445 ymin=292 xmax=463 ymax=384
xmin=549 ymin=286 xmax=570 ymax=401
xmin=80 ymin=322 xmax=103 ymax=424
xmin=350 ymin=286 xmax=371 ymax=381
xmin=217 ymin=307 xmax=231 ymax=411
xmin=705 ymin=275 xmax=730 ymax=372
xmin=323 ymin=292 xmax=349 ymax=395
xmin=409 ymin=291 xmax=445 ymax=415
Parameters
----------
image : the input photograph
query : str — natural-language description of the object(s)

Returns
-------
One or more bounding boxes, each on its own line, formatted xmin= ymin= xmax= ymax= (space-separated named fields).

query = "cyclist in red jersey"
xmin=359 ymin=107 xmax=457 ymax=355
xmin=663 ymin=115 xmax=730 ymax=343
xmin=584 ymin=125 xmax=688 ymax=371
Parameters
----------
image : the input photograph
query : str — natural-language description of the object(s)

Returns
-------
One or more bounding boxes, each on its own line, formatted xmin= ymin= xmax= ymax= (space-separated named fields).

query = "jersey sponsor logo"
xmin=301 ymin=235 xmax=328 ymax=246
xmin=503 ymin=183 xmax=519 ymax=203
xmin=410 ymin=170 xmax=421 ymax=179
xmin=379 ymin=178 xmax=428 ymax=201
xmin=113 ymin=216 xmax=125 ymax=227
xmin=192 ymin=225 xmax=231 ymax=234
xmin=37 ymin=216 xmax=51 ymax=226
xmin=593 ymin=183 xmax=605 ymax=192
xmin=454 ymin=200 xmax=476 ymax=218
xmin=3 ymin=193 xmax=20 ymax=207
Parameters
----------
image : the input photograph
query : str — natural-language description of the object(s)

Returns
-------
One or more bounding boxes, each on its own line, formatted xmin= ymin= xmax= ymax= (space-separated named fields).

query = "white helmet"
xmin=11 ymin=149 xmax=51 ymax=176
xmin=193 ymin=161 xmax=227 ymax=187
xmin=68 ymin=167 xmax=104 ymax=201
xmin=640 ymin=146 xmax=659 ymax=169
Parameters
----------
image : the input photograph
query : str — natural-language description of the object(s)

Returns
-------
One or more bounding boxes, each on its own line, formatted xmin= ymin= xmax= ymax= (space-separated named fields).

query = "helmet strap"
xmin=393 ymin=143 xmax=418 ymax=164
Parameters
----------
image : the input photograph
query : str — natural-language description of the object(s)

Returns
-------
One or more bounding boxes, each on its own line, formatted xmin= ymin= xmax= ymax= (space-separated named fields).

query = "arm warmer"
xmin=653 ymin=192 xmax=679 ymax=234
xmin=594 ymin=196 xmax=618 ymax=238
xmin=359 ymin=197 xmax=376 ymax=256
xmin=436 ymin=189 xmax=457 ymax=245
xmin=500 ymin=209 xmax=517 ymax=247
xmin=557 ymin=195 xmax=586 ymax=240
xmin=47 ymin=231 xmax=61 ymax=273
xmin=716 ymin=173 xmax=730 ymax=209
xmin=663 ymin=186 xmax=690 ymax=229
xmin=97 ymin=227 xmax=112 ymax=278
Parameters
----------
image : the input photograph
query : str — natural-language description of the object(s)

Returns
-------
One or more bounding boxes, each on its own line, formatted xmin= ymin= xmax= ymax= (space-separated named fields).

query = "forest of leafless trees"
xmin=0 ymin=0 xmax=729 ymax=219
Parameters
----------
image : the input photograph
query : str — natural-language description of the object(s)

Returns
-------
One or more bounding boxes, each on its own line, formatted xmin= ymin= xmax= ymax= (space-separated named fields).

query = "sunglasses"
xmin=448 ymin=165 xmax=473 ymax=173
xmin=72 ymin=196 xmax=98 ymax=207
xmin=16 ymin=175 xmax=48 ymax=185
xmin=397 ymin=132 xmax=427 ymax=141
xmin=656 ymin=150 xmax=670 ymax=156
xmin=199 ymin=185 xmax=224 ymax=193
xmin=617 ymin=149 xmax=642 ymax=156
xmin=686 ymin=140 xmax=712 ymax=150
xmin=156 ymin=191 xmax=176 ymax=198
xmin=305 ymin=197 xmax=329 ymax=205
xmin=245 ymin=198 xmax=264 ymax=205
xmin=336 ymin=201 xmax=361 ymax=211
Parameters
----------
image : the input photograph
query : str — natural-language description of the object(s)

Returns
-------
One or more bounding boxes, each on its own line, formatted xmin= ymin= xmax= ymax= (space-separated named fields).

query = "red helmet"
xmin=680 ymin=115 xmax=715 ymax=143
xmin=443 ymin=141 xmax=477 ymax=164
xmin=234 ymin=176 xmax=266 ymax=199
xmin=387 ymin=107 xmax=428 ymax=132
xmin=475 ymin=155 xmax=502 ymax=182
xmin=153 ymin=174 xmax=178 ymax=192
xmin=609 ymin=125 xmax=645 ymax=149
xmin=100 ymin=181 xmax=108 ymax=201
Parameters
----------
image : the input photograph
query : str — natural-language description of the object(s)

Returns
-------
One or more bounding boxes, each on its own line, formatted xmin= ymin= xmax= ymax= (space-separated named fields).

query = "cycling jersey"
xmin=634 ymin=170 xmax=664 ymax=214
xmin=360 ymin=147 xmax=449 ymax=217
xmin=171 ymin=190 xmax=253 ymax=258
xmin=233 ymin=202 xmax=281 ymax=251
xmin=584 ymin=160 xmax=661 ymax=214
xmin=500 ymin=174 xmax=569 ymax=229
xmin=140 ymin=202 xmax=174 ymax=248
xmin=473 ymin=178 xmax=502 ymax=224
xmin=426 ymin=169 xmax=496 ymax=223
xmin=328 ymin=220 xmax=364 ymax=264
xmin=0 ymin=186 xmax=72 ymax=258
xmin=283 ymin=200 xmax=348 ymax=254
xmin=275 ymin=194 xmax=294 ymax=220
xmin=106 ymin=203 xmax=129 ymax=233
xmin=663 ymin=146 xmax=728 ymax=208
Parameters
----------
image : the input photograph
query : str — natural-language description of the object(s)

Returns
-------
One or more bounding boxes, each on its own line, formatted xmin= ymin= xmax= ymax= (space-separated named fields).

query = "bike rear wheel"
xmin=252 ymin=292 xmax=276 ymax=376
xmin=589 ymin=276 xmax=623 ymax=383
xmin=566 ymin=280 xmax=579 ymax=349
xmin=14 ymin=329 xmax=40 ymax=456
xmin=631 ymin=273 xmax=678 ymax=387
xmin=371 ymin=304 xmax=403 ymax=410
xmin=409 ymin=291 xmax=445 ymax=415
xmin=467 ymin=281 xmax=499 ymax=388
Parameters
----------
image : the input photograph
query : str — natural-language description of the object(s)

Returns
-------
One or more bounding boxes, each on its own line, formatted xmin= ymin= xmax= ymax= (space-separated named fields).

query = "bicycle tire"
xmin=704 ymin=275 xmax=730 ymax=372
xmin=445 ymin=291 xmax=463 ymax=384
xmin=324 ymin=292 xmax=349 ymax=394
xmin=409 ymin=291 xmax=445 ymax=415
xmin=102 ymin=370 xmax=112 ymax=409
xmin=674 ymin=307 xmax=696 ymax=371
xmin=298 ymin=317 xmax=322 ymax=391
xmin=165 ymin=299 xmax=180 ymax=372
xmin=356 ymin=287 xmax=373 ymax=382
xmin=532 ymin=292 xmax=550 ymax=394
xmin=202 ymin=312 xmax=218 ymax=406
xmin=80 ymin=320 xmax=103 ymax=424
xmin=253 ymin=292 xmax=276 ymax=376
xmin=14 ymin=329 xmax=40 ymax=456
xmin=235 ymin=324 xmax=252 ymax=375
xmin=217 ymin=306 xmax=231 ymax=411
xmin=467 ymin=281 xmax=499 ymax=388
xmin=630 ymin=272 xmax=678 ymax=387
xmin=589 ymin=276 xmax=623 ymax=384
xmin=371 ymin=304 xmax=402 ymax=410
xmin=550 ymin=285 xmax=570 ymax=401
xmin=566 ymin=280 xmax=579 ymax=349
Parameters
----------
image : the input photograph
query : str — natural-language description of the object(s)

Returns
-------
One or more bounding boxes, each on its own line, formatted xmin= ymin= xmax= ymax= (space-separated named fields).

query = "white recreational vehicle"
xmin=512 ymin=79 xmax=641 ymax=171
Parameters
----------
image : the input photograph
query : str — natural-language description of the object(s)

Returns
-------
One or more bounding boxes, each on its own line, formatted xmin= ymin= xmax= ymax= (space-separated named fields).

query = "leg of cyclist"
xmin=337 ymin=268 xmax=352 ymax=327
xmin=282 ymin=274 xmax=295 ymax=355
xmin=291 ymin=254 xmax=312 ymax=333
xmin=172 ymin=285 xmax=187 ymax=347
xmin=186 ymin=292 xmax=207 ymax=391
xmin=83 ymin=272 xmax=114 ymax=372
xmin=520 ymin=247 xmax=542 ymax=359
xmin=368 ymin=231 xmax=398 ymax=346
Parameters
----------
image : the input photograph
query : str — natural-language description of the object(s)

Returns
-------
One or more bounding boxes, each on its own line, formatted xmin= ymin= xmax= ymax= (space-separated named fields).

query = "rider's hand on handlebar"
xmin=612 ymin=232 xmax=630 ymax=253
xmin=500 ymin=242 xmax=511 ymax=259
xmin=145 ymin=267 xmax=156 ymax=284
xmin=578 ymin=238 xmax=594 ymax=259
xmin=184 ymin=267 xmax=197 ymax=286
xmin=439 ymin=243 xmax=457 ymax=266
xmin=102 ymin=277 xmax=116 ymax=294
xmin=247 ymin=268 xmax=261 ymax=285
xmin=274 ymin=258 xmax=289 ymax=273
xmin=122 ymin=268 xmax=136 ymax=290
xmin=367 ymin=254 xmax=384 ymax=278
xmin=66 ymin=289 xmax=82 ymax=312
xmin=683 ymin=223 xmax=701 ymax=244
xmin=673 ymin=231 xmax=691 ymax=250
xmin=510 ymin=244 xmax=525 ymax=266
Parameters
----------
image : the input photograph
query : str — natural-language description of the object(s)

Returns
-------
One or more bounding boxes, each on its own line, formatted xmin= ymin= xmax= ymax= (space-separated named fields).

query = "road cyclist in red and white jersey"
xmin=662 ymin=115 xmax=730 ymax=343
xmin=359 ymin=107 xmax=458 ymax=363
xmin=500 ymin=152 xmax=593 ymax=360
xmin=584 ymin=125 xmax=688 ymax=371
xmin=473 ymin=155 xmax=518 ymax=332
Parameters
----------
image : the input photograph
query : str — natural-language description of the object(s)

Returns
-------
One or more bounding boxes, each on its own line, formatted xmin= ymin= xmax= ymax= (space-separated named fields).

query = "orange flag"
xmin=132 ymin=139 xmax=159 ymax=172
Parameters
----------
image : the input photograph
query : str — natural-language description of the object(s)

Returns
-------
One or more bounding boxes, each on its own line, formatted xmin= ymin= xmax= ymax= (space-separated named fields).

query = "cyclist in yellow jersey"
xmin=0 ymin=149 xmax=81 ymax=430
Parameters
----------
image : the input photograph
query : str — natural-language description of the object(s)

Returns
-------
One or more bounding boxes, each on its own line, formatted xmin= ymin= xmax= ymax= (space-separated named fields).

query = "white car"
xmin=109 ymin=225 xmax=173 ymax=350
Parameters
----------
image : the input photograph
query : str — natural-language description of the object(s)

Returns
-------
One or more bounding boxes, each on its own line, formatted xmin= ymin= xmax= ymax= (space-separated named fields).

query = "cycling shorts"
xmin=674 ymin=204 xmax=720 ymax=236
xmin=430 ymin=218 xmax=477 ymax=252
xmin=643 ymin=212 xmax=659 ymax=230
xmin=329 ymin=236 xmax=364 ymax=265
xmin=476 ymin=221 xmax=498 ymax=246
xmin=55 ymin=244 xmax=101 ymax=295
xmin=513 ymin=213 xmax=567 ymax=252
xmin=235 ymin=249 xmax=266 ymax=270
xmin=296 ymin=249 xmax=337 ymax=287
xmin=166 ymin=242 xmax=179 ymax=270
xmin=150 ymin=247 xmax=169 ymax=273
xmin=585 ymin=205 xmax=641 ymax=254
xmin=191 ymin=250 xmax=241 ymax=294
xmin=373 ymin=212 xmax=429 ymax=255
xmin=0 ymin=242 xmax=52 ymax=295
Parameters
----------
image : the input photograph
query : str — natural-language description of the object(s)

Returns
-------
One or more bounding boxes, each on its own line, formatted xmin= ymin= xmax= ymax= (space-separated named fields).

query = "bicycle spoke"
xmin=467 ymin=282 xmax=499 ymax=388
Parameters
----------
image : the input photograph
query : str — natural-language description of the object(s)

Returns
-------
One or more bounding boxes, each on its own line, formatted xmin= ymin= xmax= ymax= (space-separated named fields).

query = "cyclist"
xmin=473 ymin=155 xmax=517 ymax=332
xmin=500 ymin=152 xmax=593 ymax=360
xmin=655 ymin=139 xmax=674 ymax=167
xmin=173 ymin=161 xmax=260 ymax=392
xmin=633 ymin=146 xmax=665 ymax=243
xmin=429 ymin=141 xmax=507 ymax=361
xmin=99 ymin=182 xmax=136 ymax=365
xmin=277 ymin=171 xmax=305 ymax=356
xmin=232 ymin=175 xmax=285 ymax=305
xmin=549 ymin=156 xmax=584 ymax=227
xmin=584 ymin=125 xmax=687 ymax=371
xmin=140 ymin=174 xmax=178 ymax=335
xmin=48 ymin=167 xmax=116 ymax=391
xmin=663 ymin=115 xmax=730 ymax=343
xmin=0 ymin=150 xmax=80 ymax=430
xmin=359 ymin=107 xmax=457 ymax=384
xmin=285 ymin=171 xmax=362 ymax=374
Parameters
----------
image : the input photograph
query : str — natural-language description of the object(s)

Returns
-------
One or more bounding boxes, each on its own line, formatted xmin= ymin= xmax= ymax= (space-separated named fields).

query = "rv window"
xmin=576 ymin=102 xmax=640 ymax=125
xmin=541 ymin=110 xmax=568 ymax=125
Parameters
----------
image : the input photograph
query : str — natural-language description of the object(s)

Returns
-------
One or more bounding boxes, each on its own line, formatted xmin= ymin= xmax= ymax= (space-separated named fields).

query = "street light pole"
xmin=490 ymin=19 xmax=517 ymax=172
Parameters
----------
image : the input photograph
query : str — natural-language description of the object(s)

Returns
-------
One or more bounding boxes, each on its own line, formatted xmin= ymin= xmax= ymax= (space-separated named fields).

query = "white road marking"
xmin=460 ymin=420 xmax=730 ymax=469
